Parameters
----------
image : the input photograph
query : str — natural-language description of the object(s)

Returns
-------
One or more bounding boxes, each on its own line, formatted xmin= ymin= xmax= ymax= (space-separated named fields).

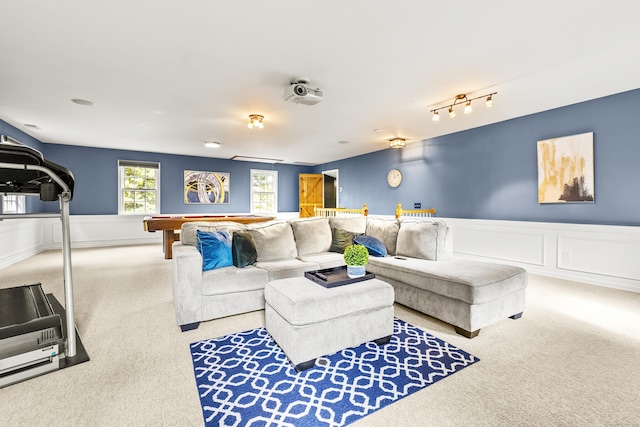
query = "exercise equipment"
xmin=0 ymin=135 xmax=85 ymax=387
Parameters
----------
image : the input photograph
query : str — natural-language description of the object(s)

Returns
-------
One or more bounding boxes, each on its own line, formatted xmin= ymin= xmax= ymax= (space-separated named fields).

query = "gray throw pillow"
xmin=290 ymin=218 xmax=332 ymax=255
xmin=248 ymin=221 xmax=297 ymax=262
xmin=365 ymin=217 xmax=400 ymax=256
xmin=396 ymin=221 xmax=447 ymax=260
xmin=328 ymin=217 xmax=367 ymax=234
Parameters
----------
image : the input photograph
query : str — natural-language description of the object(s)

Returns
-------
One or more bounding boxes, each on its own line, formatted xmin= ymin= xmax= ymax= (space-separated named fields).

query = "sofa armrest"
xmin=172 ymin=242 xmax=204 ymax=325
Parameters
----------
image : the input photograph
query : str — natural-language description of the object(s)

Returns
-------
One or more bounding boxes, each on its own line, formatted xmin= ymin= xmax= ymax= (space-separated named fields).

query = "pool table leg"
xmin=163 ymin=230 xmax=176 ymax=259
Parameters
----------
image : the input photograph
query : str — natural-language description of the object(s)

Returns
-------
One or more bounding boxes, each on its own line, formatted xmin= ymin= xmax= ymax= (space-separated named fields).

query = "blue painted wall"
xmin=38 ymin=144 xmax=311 ymax=215
xmin=317 ymin=88 xmax=640 ymax=226
xmin=3 ymin=88 xmax=640 ymax=225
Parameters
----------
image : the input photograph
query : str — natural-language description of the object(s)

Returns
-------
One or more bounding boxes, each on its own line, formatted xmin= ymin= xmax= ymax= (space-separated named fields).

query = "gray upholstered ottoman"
xmin=265 ymin=276 xmax=394 ymax=371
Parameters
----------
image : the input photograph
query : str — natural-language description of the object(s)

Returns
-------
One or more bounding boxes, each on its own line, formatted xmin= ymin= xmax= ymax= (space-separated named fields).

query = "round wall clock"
xmin=387 ymin=169 xmax=402 ymax=187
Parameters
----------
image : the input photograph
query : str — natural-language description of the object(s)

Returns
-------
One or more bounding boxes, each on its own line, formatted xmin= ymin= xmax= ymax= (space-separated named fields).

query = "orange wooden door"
xmin=299 ymin=174 xmax=323 ymax=217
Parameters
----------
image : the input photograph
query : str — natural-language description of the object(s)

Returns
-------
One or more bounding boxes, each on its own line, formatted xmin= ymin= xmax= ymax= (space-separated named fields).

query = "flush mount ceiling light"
xmin=247 ymin=114 xmax=264 ymax=129
xmin=389 ymin=137 xmax=406 ymax=149
xmin=204 ymin=141 xmax=220 ymax=148
xmin=430 ymin=92 xmax=497 ymax=121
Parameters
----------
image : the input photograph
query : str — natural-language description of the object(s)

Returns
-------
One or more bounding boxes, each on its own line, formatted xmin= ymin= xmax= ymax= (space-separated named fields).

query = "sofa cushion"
xmin=196 ymin=230 xmax=233 ymax=271
xmin=201 ymin=265 xmax=268 ymax=296
xmin=354 ymin=235 xmax=387 ymax=257
xmin=329 ymin=228 xmax=362 ymax=253
xmin=365 ymin=217 xmax=400 ymax=255
xmin=328 ymin=217 xmax=367 ymax=234
xmin=232 ymin=230 xmax=258 ymax=268
xmin=298 ymin=252 xmax=345 ymax=269
xmin=181 ymin=221 xmax=247 ymax=247
xmin=254 ymin=259 xmax=320 ymax=282
xmin=290 ymin=218 xmax=332 ymax=256
xmin=248 ymin=221 xmax=298 ymax=262
xmin=396 ymin=220 xmax=448 ymax=261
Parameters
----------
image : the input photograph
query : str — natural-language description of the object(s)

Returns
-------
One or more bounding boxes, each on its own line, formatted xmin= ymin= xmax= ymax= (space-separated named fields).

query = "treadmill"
xmin=0 ymin=134 xmax=87 ymax=388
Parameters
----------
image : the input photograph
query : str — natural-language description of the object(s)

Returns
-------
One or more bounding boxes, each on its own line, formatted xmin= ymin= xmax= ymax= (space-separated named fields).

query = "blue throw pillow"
xmin=354 ymin=235 xmax=387 ymax=257
xmin=196 ymin=230 xmax=233 ymax=271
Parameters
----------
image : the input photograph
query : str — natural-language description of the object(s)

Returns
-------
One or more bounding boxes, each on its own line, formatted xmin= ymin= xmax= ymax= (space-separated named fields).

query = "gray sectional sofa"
xmin=172 ymin=216 xmax=528 ymax=337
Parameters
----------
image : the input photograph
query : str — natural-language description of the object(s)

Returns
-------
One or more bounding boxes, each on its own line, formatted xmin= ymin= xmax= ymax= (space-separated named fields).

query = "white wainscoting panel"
xmin=0 ymin=219 xmax=43 ymax=269
xmin=45 ymin=215 xmax=161 ymax=249
xmin=442 ymin=218 xmax=640 ymax=293
xmin=557 ymin=235 xmax=640 ymax=281
xmin=451 ymin=224 xmax=545 ymax=266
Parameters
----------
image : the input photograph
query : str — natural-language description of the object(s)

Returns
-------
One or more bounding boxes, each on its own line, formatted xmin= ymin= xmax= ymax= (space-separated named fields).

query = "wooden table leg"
xmin=163 ymin=230 xmax=176 ymax=259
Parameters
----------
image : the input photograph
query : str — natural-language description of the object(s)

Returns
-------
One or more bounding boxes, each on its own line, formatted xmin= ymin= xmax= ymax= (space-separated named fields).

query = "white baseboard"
xmin=2 ymin=214 xmax=639 ymax=293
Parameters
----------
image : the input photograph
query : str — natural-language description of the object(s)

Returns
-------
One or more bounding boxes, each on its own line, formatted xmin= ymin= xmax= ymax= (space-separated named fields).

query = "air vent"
xmin=40 ymin=328 xmax=56 ymax=344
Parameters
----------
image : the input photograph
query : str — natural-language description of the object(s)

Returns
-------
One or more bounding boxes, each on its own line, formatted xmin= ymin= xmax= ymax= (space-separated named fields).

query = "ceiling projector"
xmin=284 ymin=78 xmax=324 ymax=105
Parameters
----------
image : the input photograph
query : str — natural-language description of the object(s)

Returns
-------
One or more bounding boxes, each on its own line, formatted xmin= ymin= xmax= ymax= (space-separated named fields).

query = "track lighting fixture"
xmin=430 ymin=92 xmax=497 ymax=121
xmin=247 ymin=114 xmax=264 ymax=129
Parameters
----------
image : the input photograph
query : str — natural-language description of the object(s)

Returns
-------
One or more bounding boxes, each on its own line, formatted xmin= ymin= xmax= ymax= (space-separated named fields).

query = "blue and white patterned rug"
xmin=190 ymin=318 xmax=478 ymax=427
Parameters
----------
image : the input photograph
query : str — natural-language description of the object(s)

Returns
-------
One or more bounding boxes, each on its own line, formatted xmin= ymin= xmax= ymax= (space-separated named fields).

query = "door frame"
xmin=322 ymin=169 xmax=339 ymax=208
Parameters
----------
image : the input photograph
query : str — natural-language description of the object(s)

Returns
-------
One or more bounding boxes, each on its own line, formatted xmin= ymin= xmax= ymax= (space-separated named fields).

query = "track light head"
xmin=485 ymin=94 xmax=494 ymax=108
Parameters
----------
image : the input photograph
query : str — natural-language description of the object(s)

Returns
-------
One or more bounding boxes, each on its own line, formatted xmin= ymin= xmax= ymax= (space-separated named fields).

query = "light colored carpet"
xmin=1 ymin=244 xmax=639 ymax=427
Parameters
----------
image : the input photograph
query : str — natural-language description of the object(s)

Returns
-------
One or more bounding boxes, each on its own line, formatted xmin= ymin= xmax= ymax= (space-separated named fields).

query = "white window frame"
xmin=250 ymin=169 xmax=278 ymax=214
xmin=118 ymin=160 xmax=160 ymax=215
xmin=1 ymin=194 xmax=26 ymax=214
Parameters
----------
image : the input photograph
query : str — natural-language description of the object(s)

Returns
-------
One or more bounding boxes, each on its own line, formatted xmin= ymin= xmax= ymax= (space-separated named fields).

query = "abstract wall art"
xmin=537 ymin=132 xmax=594 ymax=203
xmin=184 ymin=170 xmax=230 ymax=204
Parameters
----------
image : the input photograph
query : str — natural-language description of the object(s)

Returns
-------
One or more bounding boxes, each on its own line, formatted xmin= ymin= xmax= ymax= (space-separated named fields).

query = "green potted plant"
xmin=343 ymin=244 xmax=369 ymax=278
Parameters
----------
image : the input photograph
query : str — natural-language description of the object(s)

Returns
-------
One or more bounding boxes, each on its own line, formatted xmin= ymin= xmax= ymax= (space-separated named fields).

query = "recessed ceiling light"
xmin=204 ymin=141 xmax=221 ymax=148
xmin=338 ymin=140 xmax=349 ymax=144
xmin=71 ymin=98 xmax=94 ymax=106
xmin=23 ymin=124 xmax=40 ymax=129
xmin=373 ymin=129 xmax=382 ymax=133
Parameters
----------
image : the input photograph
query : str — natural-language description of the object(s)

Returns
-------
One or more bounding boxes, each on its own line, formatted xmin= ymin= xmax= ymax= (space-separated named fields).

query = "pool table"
xmin=143 ymin=214 xmax=275 ymax=259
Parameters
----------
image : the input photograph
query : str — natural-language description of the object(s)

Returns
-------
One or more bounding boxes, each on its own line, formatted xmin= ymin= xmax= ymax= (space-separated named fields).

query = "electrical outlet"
xmin=563 ymin=250 xmax=572 ymax=261
xmin=414 ymin=202 xmax=421 ymax=209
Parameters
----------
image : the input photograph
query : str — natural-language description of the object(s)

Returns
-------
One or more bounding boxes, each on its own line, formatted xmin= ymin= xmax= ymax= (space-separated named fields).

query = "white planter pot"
xmin=346 ymin=265 xmax=366 ymax=278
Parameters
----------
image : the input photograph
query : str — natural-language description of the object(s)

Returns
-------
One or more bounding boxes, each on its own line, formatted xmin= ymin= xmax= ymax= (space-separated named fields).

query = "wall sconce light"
xmin=430 ymin=92 xmax=497 ymax=121
xmin=389 ymin=137 xmax=406 ymax=149
xmin=247 ymin=114 xmax=264 ymax=129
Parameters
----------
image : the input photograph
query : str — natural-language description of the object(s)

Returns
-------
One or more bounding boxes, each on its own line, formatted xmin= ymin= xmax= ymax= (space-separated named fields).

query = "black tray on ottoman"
xmin=304 ymin=266 xmax=375 ymax=288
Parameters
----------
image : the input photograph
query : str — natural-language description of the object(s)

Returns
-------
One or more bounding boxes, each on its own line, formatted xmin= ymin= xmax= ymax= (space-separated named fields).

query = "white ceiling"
xmin=1 ymin=1 xmax=639 ymax=165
